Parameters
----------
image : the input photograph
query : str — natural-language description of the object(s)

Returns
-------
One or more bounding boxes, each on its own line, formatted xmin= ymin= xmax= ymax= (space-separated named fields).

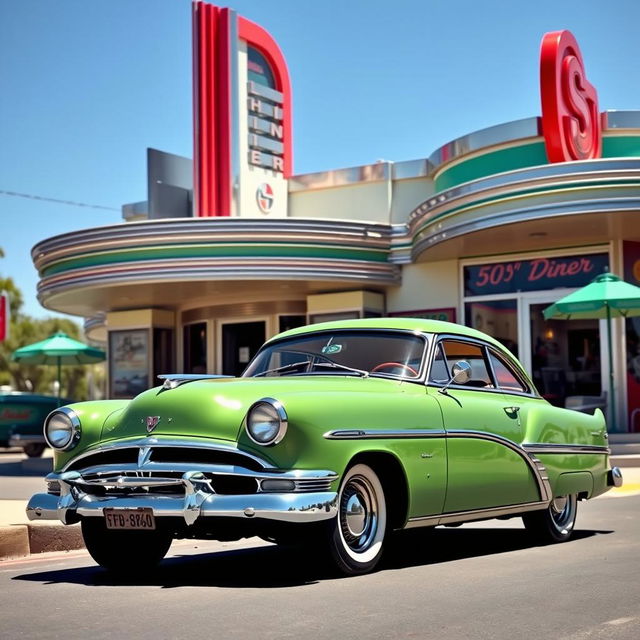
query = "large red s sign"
xmin=540 ymin=30 xmax=601 ymax=163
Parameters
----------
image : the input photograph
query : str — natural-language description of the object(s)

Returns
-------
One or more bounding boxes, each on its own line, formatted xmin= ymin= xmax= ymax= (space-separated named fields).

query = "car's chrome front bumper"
xmin=9 ymin=434 xmax=46 ymax=447
xmin=27 ymin=469 xmax=338 ymax=526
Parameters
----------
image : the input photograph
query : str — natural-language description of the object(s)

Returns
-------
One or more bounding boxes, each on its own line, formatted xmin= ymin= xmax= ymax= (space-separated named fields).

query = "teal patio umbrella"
xmin=543 ymin=273 xmax=640 ymax=431
xmin=12 ymin=331 xmax=105 ymax=403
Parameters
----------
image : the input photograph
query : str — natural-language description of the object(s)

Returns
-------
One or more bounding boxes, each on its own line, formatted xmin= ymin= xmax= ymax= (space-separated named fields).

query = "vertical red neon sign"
xmin=540 ymin=30 xmax=602 ymax=163
xmin=192 ymin=2 xmax=293 ymax=217
xmin=0 ymin=293 xmax=9 ymax=342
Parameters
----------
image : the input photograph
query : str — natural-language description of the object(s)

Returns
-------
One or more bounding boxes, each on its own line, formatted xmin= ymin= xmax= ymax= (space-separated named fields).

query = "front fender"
xmin=52 ymin=400 xmax=130 ymax=471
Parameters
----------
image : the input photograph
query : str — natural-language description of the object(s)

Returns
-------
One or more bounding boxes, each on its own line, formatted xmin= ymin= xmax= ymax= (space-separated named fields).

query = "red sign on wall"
xmin=540 ymin=30 xmax=602 ymax=163
xmin=0 ymin=293 xmax=8 ymax=342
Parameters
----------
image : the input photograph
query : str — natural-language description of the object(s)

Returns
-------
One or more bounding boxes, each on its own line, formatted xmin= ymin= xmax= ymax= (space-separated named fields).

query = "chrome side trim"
xmin=523 ymin=444 xmax=610 ymax=455
xmin=324 ymin=429 xmax=445 ymax=440
xmin=61 ymin=438 xmax=275 ymax=472
xmin=405 ymin=500 xmax=548 ymax=529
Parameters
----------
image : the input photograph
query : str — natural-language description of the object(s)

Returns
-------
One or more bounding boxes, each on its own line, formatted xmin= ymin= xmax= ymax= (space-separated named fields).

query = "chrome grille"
xmin=67 ymin=444 xmax=266 ymax=473
xmin=62 ymin=440 xmax=337 ymax=497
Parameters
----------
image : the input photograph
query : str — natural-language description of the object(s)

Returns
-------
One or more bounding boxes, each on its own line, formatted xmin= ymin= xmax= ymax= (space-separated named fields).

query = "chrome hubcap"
xmin=552 ymin=496 xmax=568 ymax=513
xmin=345 ymin=493 xmax=367 ymax=536
xmin=340 ymin=475 xmax=378 ymax=552
xmin=550 ymin=494 xmax=575 ymax=531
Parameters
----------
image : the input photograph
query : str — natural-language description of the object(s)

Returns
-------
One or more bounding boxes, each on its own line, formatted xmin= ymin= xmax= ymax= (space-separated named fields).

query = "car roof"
xmin=0 ymin=391 xmax=66 ymax=403
xmin=269 ymin=317 xmax=505 ymax=350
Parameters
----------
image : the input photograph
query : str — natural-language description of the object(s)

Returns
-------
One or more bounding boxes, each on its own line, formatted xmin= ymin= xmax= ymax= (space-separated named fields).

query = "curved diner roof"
xmin=32 ymin=111 xmax=640 ymax=317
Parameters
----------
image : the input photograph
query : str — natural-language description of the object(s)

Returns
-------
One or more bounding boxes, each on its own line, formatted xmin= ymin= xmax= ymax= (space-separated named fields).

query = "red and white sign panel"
xmin=540 ymin=30 xmax=601 ymax=163
xmin=0 ymin=293 xmax=8 ymax=342
xmin=192 ymin=1 xmax=292 ymax=217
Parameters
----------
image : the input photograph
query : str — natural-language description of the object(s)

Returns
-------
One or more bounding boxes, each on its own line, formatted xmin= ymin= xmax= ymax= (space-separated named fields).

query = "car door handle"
xmin=503 ymin=406 xmax=520 ymax=418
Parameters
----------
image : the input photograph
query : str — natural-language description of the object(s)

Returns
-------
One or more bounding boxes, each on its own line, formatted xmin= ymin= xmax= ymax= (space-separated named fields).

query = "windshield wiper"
xmin=313 ymin=359 xmax=369 ymax=377
xmin=254 ymin=360 xmax=312 ymax=377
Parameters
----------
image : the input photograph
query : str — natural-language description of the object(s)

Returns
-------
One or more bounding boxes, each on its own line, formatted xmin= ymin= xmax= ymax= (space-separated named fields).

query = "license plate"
xmin=104 ymin=508 xmax=156 ymax=530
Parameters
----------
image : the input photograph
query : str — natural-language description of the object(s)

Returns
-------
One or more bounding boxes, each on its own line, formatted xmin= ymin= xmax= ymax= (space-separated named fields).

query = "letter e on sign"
xmin=0 ymin=293 xmax=8 ymax=341
xmin=540 ymin=30 xmax=601 ymax=163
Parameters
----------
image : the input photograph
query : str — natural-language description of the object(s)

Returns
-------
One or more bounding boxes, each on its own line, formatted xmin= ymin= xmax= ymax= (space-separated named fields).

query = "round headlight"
xmin=245 ymin=398 xmax=287 ymax=446
xmin=44 ymin=408 xmax=81 ymax=451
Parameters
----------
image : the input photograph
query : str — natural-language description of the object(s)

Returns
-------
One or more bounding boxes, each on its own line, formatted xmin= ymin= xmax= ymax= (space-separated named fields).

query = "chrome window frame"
xmin=425 ymin=333 xmax=539 ymax=399
xmin=243 ymin=328 xmax=431 ymax=384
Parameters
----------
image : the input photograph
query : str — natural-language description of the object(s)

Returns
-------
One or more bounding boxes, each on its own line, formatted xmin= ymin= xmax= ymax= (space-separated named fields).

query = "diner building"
xmin=31 ymin=4 xmax=640 ymax=432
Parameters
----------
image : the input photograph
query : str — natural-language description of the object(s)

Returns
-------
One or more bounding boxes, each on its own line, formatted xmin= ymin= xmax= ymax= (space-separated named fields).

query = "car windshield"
xmin=243 ymin=330 xmax=427 ymax=380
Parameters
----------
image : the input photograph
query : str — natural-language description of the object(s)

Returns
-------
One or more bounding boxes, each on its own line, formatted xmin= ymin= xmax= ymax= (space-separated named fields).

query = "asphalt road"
xmin=0 ymin=451 xmax=50 ymax=500
xmin=1 ymin=493 xmax=638 ymax=640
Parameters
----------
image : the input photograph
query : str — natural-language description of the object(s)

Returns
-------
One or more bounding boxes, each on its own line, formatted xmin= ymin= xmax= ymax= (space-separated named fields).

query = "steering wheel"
xmin=371 ymin=362 xmax=419 ymax=376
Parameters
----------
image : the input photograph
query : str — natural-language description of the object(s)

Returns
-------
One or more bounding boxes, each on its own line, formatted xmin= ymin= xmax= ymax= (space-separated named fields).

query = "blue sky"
xmin=1 ymin=0 xmax=640 ymax=320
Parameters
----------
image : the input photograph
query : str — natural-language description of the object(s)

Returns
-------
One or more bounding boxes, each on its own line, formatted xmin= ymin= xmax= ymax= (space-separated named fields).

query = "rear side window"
xmin=430 ymin=340 xmax=493 ymax=388
xmin=488 ymin=351 xmax=527 ymax=393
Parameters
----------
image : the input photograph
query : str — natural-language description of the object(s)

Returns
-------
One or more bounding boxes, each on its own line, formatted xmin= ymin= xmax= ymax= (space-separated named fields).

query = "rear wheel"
xmin=81 ymin=518 xmax=173 ymax=573
xmin=23 ymin=443 xmax=46 ymax=458
xmin=522 ymin=494 xmax=578 ymax=543
xmin=325 ymin=463 xmax=387 ymax=575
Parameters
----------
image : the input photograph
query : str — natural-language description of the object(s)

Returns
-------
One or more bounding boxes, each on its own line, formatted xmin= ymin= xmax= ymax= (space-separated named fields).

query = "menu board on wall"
xmin=109 ymin=330 xmax=149 ymax=399
xmin=464 ymin=254 xmax=609 ymax=297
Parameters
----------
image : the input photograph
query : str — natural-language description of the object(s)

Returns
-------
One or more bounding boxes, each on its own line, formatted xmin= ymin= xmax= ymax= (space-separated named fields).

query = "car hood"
xmin=100 ymin=375 xmax=411 ymax=442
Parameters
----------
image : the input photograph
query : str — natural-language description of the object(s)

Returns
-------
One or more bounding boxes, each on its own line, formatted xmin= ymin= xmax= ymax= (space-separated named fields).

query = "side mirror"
xmin=439 ymin=360 xmax=471 ymax=395
xmin=451 ymin=361 xmax=471 ymax=385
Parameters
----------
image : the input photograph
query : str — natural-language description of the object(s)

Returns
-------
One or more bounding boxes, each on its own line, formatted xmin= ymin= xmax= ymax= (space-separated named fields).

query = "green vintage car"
xmin=27 ymin=318 xmax=622 ymax=575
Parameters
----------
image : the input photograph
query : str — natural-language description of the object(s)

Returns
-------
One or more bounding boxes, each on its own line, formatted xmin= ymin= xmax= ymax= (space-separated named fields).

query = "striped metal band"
xmin=522 ymin=443 xmax=610 ymax=455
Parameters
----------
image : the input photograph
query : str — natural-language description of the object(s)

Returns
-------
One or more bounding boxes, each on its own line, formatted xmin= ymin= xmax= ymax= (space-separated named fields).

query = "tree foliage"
xmin=1 ymin=250 xmax=101 ymax=400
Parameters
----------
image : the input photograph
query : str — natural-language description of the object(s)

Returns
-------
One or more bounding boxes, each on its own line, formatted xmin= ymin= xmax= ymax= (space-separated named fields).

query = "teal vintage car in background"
xmin=0 ymin=392 xmax=70 ymax=457
xmin=27 ymin=319 xmax=623 ymax=575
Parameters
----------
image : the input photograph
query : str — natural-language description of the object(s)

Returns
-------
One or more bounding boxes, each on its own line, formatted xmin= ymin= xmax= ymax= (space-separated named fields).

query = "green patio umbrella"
xmin=11 ymin=331 xmax=105 ymax=403
xmin=543 ymin=273 xmax=640 ymax=431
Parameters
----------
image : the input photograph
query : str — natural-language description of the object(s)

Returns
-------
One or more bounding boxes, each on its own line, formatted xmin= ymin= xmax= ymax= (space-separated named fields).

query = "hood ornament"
xmin=145 ymin=416 xmax=160 ymax=433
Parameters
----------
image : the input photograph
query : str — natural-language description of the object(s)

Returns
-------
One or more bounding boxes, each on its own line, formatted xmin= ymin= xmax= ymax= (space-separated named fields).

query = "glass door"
xmin=523 ymin=297 xmax=604 ymax=407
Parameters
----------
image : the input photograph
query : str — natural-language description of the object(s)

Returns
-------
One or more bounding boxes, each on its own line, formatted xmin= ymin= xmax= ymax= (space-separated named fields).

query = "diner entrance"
xmin=462 ymin=251 xmax=610 ymax=410
xmin=524 ymin=298 xmax=603 ymax=407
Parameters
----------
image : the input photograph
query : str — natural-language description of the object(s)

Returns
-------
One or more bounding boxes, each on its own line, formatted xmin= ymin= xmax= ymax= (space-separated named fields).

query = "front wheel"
xmin=325 ymin=463 xmax=387 ymax=575
xmin=81 ymin=518 xmax=173 ymax=574
xmin=23 ymin=443 xmax=46 ymax=458
xmin=522 ymin=494 xmax=578 ymax=543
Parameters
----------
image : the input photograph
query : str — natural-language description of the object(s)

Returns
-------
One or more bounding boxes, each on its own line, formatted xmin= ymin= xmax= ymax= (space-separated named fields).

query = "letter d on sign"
xmin=0 ymin=293 xmax=8 ymax=341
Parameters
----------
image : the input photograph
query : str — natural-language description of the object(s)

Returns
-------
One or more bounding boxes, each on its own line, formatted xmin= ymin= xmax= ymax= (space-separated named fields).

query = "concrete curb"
xmin=0 ymin=523 xmax=85 ymax=561
xmin=0 ymin=526 xmax=30 ymax=560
